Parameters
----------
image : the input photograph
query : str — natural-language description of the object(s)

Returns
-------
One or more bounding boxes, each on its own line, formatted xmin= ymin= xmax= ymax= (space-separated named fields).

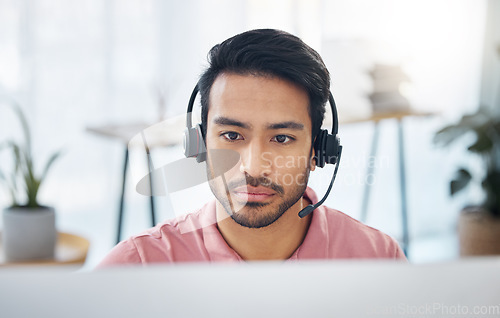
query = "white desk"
xmin=0 ymin=258 xmax=499 ymax=318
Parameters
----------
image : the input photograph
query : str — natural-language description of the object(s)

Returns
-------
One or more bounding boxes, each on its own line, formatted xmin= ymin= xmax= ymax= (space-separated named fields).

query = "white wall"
xmin=0 ymin=0 xmax=489 ymax=264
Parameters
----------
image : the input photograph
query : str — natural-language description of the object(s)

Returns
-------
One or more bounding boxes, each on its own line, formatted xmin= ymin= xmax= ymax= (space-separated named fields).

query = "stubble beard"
xmin=207 ymin=162 xmax=310 ymax=229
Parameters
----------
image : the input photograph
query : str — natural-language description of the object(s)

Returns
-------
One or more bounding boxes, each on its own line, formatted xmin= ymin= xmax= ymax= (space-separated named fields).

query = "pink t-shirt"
xmin=97 ymin=187 xmax=406 ymax=268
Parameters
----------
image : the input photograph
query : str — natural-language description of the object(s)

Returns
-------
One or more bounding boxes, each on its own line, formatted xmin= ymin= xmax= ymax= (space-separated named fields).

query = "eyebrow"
xmin=213 ymin=116 xmax=304 ymax=131
xmin=266 ymin=121 xmax=304 ymax=130
xmin=213 ymin=116 xmax=250 ymax=129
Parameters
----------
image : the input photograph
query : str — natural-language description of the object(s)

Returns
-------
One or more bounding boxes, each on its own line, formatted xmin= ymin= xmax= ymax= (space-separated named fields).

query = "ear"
xmin=310 ymin=144 xmax=316 ymax=171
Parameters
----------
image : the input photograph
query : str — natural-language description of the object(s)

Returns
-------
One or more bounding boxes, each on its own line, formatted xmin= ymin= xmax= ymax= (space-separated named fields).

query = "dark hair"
xmin=198 ymin=29 xmax=330 ymax=141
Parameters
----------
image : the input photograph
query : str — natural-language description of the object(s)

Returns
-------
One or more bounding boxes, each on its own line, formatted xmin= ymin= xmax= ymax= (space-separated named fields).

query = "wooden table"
xmin=0 ymin=232 xmax=89 ymax=267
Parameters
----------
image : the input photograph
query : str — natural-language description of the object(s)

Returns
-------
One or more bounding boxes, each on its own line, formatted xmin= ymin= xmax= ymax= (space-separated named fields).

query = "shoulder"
xmin=133 ymin=207 xmax=207 ymax=248
xmin=315 ymin=206 xmax=406 ymax=260
xmin=96 ymin=203 xmax=214 ymax=269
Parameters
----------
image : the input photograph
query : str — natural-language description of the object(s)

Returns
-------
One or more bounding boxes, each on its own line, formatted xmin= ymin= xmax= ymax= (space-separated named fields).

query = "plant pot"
xmin=458 ymin=206 xmax=500 ymax=256
xmin=2 ymin=206 xmax=57 ymax=262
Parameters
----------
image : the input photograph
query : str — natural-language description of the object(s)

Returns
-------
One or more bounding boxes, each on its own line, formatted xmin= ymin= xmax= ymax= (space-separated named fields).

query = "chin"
xmin=227 ymin=200 xmax=292 ymax=229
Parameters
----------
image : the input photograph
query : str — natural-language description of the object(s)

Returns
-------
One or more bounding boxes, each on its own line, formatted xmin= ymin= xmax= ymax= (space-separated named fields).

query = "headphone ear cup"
xmin=314 ymin=129 xmax=341 ymax=168
xmin=196 ymin=123 xmax=207 ymax=163
xmin=324 ymin=134 xmax=340 ymax=165
xmin=184 ymin=124 xmax=207 ymax=162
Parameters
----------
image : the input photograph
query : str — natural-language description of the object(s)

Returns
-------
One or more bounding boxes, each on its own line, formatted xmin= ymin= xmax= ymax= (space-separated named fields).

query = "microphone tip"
xmin=298 ymin=205 xmax=315 ymax=218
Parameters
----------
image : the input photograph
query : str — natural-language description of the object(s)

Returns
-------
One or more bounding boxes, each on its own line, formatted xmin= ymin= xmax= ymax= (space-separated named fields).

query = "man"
xmin=98 ymin=29 xmax=406 ymax=267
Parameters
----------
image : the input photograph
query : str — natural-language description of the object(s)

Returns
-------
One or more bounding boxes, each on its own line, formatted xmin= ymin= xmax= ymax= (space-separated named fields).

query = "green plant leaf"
xmin=23 ymin=161 xmax=39 ymax=207
xmin=482 ymin=171 xmax=500 ymax=215
xmin=0 ymin=99 xmax=58 ymax=208
xmin=434 ymin=107 xmax=490 ymax=147
xmin=450 ymin=168 xmax=472 ymax=195
xmin=4 ymin=138 xmax=34 ymax=207
xmin=433 ymin=125 xmax=470 ymax=147
xmin=0 ymin=168 xmax=11 ymax=202
xmin=23 ymin=153 xmax=35 ymax=186
xmin=0 ymin=164 xmax=19 ymax=206
xmin=482 ymin=171 xmax=500 ymax=196
xmin=41 ymin=151 xmax=62 ymax=181
xmin=468 ymin=124 xmax=494 ymax=153
xmin=7 ymin=141 xmax=23 ymax=176
xmin=26 ymin=177 xmax=41 ymax=208
xmin=9 ymin=100 xmax=32 ymax=156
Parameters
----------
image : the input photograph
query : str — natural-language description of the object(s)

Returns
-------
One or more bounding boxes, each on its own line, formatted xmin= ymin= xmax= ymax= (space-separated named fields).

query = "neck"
xmin=216 ymin=196 xmax=312 ymax=261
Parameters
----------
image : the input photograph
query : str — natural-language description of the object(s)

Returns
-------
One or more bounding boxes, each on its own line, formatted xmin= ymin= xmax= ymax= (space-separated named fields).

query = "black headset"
xmin=184 ymin=84 xmax=342 ymax=218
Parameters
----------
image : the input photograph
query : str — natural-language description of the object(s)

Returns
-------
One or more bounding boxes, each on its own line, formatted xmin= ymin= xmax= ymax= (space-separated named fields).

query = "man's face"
xmin=205 ymin=73 xmax=316 ymax=228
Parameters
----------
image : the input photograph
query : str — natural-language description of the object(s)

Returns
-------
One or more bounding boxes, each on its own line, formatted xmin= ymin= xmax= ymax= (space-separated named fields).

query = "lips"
xmin=232 ymin=186 xmax=275 ymax=202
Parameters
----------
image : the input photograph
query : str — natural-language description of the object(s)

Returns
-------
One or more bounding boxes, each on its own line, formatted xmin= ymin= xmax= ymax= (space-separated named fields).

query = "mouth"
xmin=231 ymin=186 xmax=276 ymax=202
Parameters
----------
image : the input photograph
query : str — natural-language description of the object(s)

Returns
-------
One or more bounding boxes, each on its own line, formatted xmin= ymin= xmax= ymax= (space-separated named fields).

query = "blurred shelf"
xmin=340 ymin=110 xmax=436 ymax=125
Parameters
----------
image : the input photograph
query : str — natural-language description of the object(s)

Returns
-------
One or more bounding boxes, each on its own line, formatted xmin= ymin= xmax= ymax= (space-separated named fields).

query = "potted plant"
xmin=0 ymin=99 xmax=61 ymax=261
xmin=434 ymin=105 xmax=500 ymax=256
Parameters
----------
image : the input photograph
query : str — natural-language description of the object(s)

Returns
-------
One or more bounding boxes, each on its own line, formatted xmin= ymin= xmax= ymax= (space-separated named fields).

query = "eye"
xmin=272 ymin=135 xmax=294 ymax=144
xmin=221 ymin=131 xmax=243 ymax=142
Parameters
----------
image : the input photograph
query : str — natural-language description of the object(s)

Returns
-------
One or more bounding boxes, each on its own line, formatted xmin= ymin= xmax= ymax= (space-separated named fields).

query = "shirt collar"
xmin=202 ymin=187 xmax=328 ymax=261
xmin=201 ymin=201 xmax=243 ymax=261
xmin=287 ymin=187 xmax=329 ymax=261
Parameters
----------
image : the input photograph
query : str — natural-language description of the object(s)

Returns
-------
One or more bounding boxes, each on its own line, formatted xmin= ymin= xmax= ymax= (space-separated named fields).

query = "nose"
xmin=239 ymin=139 xmax=272 ymax=178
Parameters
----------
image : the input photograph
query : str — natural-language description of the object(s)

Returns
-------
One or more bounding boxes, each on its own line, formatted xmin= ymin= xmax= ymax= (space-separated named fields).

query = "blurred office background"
xmin=0 ymin=0 xmax=497 ymax=269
